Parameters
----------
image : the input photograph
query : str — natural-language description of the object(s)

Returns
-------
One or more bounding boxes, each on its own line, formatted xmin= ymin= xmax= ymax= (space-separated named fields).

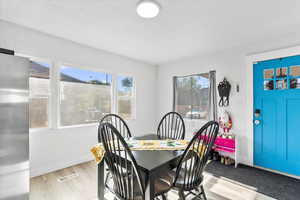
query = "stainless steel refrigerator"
xmin=0 ymin=53 xmax=29 ymax=200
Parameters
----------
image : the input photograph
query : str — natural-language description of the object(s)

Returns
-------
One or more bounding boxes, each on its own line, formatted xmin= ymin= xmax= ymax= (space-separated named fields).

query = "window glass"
xmin=29 ymin=61 xmax=50 ymax=128
xmin=174 ymin=74 xmax=209 ymax=120
xmin=60 ymin=66 xmax=112 ymax=126
xmin=117 ymin=76 xmax=135 ymax=119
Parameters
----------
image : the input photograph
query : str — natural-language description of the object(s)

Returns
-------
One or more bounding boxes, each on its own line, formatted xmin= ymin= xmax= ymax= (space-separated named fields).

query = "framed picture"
xmin=264 ymin=69 xmax=274 ymax=79
xmin=290 ymin=66 xmax=300 ymax=77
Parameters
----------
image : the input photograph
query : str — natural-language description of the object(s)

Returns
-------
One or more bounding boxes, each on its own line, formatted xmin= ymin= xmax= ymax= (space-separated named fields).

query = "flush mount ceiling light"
xmin=136 ymin=0 xmax=160 ymax=19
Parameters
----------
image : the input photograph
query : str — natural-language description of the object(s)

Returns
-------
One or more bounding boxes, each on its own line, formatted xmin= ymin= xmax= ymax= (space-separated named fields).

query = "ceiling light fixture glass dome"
xmin=136 ymin=0 xmax=160 ymax=19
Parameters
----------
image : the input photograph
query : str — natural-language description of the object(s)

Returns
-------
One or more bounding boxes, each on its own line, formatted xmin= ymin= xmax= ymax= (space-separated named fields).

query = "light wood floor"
xmin=30 ymin=161 xmax=276 ymax=200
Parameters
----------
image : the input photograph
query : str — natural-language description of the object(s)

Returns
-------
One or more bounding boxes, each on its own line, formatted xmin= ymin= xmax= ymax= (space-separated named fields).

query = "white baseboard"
xmin=234 ymin=161 xmax=300 ymax=180
xmin=30 ymin=154 xmax=93 ymax=177
xmin=254 ymin=165 xmax=300 ymax=180
xmin=237 ymin=158 xmax=253 ymax=167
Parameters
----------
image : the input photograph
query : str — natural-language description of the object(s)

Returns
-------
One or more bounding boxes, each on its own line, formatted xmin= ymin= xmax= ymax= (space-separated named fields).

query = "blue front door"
xmin=254 ymin=55 xmax=300 ymax=176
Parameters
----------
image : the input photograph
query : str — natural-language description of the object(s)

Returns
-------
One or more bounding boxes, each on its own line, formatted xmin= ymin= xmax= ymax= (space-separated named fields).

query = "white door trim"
xmin=245 ymin=45 xmax=300 ymax=166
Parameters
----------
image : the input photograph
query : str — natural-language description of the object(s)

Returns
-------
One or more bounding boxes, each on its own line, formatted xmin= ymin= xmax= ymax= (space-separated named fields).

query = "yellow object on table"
xmin=90 ymin=140 xmax=205 ymax=164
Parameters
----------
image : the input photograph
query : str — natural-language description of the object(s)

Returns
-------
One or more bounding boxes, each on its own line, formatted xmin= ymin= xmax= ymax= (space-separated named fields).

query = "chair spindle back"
xmin=99 ymin=123 xmax=144 ymax=200
xmin=99 ymin=114 xmax=132 ymax=143
xmin=174 ymin=121 xmax=219 ymax=191
xmin=157 ymin=112 xmax=185 ymax=140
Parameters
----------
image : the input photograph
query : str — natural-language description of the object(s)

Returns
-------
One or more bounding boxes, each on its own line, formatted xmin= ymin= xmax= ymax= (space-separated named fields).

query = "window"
xmin=59 ymin=66 xmax=112 ymax=126
xmin=174 ymin=74 xmax=210 ymax=120
xmin=29 ymin=60 xmax=50 ymax=128
xmin=25 ymin=54 xmax=137 ymax=129
xmin=117 ymin=76 xmax=135 ymax=119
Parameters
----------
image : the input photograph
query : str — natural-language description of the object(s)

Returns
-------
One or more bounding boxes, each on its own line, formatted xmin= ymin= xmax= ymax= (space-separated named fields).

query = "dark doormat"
xmin=205 ymin=161 xmax=300 ymax=200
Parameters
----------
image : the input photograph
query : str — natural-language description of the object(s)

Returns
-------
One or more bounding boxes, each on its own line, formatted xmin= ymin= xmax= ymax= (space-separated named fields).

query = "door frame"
xmin=245 ymin=45 xmax=300 ymax=166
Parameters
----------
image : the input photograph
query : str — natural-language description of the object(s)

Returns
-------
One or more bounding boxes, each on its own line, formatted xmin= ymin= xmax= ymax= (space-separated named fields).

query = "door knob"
xmin=254 ymin=109 xmax=261 ymax=118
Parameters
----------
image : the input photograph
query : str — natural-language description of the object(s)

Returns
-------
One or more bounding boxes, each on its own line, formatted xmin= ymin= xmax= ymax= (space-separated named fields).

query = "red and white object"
xmin=218 ymin=109 xmax=232 ymax=133
xmin=195 ymin=133 xmax=238 ymax=168
xmin=214 ymin=135 xmax=238 ymax=168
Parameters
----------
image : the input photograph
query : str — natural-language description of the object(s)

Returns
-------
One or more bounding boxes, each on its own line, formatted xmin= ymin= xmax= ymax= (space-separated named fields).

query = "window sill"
xmin=29 ymin=118 xmax=137 ymax=133
xmin=183 ymin=118 xmax=208 ymax=122
xmin=123 ymin=117 xmax=136 ymax=121
xmin=58 ymin=123 xmax=99 ymax=129
xmin=29 ymin=127 xmax=51 ymax=133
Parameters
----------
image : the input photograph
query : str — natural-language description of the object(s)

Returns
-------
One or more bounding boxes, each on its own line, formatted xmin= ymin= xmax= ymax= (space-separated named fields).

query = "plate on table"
xmin=160 ymin=140 xmax=186 ymax=148
xmin=126 ymin=140 xmax=140 ymax=148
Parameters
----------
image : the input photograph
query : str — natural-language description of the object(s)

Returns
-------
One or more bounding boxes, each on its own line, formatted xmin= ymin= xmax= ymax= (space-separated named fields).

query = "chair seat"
xmin=106 ymin=171 xmax=173 ymax=199
xmin=165 ymin=169 xmax=203 ymax=189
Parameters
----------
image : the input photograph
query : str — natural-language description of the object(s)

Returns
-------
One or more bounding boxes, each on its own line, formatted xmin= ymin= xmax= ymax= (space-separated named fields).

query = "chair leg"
xmin=200 ymin=185 xmax=207 ymax=200
xmin=104 ymin=171 xmax=110 ymax=186
xmin=178 ymin=189 xmax=185 ymax=200
xmin=161 ymin=194 xmax=167 ymax=200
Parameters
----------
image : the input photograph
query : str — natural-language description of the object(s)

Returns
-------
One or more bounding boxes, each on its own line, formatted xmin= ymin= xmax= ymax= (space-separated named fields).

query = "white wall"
xmin=157 ymin=50 xmax=249 ymax=165
xmin=0 ymin=20 xmax=157 ymax=177
xmin=2 ymin=18 xmax=300 ymax=176
xmin=157 ymin=28 xmax=300 ymax=166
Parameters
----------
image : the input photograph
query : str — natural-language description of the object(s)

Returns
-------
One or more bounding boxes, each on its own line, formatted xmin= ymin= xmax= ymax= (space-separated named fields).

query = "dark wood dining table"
xmin=97 ymin=134 xmax=184 ymax=200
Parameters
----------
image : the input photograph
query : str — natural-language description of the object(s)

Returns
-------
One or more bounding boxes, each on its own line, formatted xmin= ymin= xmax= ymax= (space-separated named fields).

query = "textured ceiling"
xmin=1 ymin=0 xmax=300 ymax=64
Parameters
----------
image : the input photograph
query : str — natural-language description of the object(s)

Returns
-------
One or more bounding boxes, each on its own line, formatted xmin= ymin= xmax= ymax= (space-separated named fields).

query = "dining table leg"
xmin=98 ymin=161 xmax=104 ymax=200
xmin=145 ymin=174 xmax=155 ymax=200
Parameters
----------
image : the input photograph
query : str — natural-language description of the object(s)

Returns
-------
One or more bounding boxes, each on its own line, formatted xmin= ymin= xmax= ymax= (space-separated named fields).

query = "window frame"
xmin=57 ymin=62 xmax=115 ymax=128
xmin=16 ymin=54 xmax=137 ymax=131
xmin=21 ymin=55 xmax=53 ymax=131
xmin=173 ymin=73 xmax=210 ymax=122
xmin=115 ymin=74 xmax=136 ymax=120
